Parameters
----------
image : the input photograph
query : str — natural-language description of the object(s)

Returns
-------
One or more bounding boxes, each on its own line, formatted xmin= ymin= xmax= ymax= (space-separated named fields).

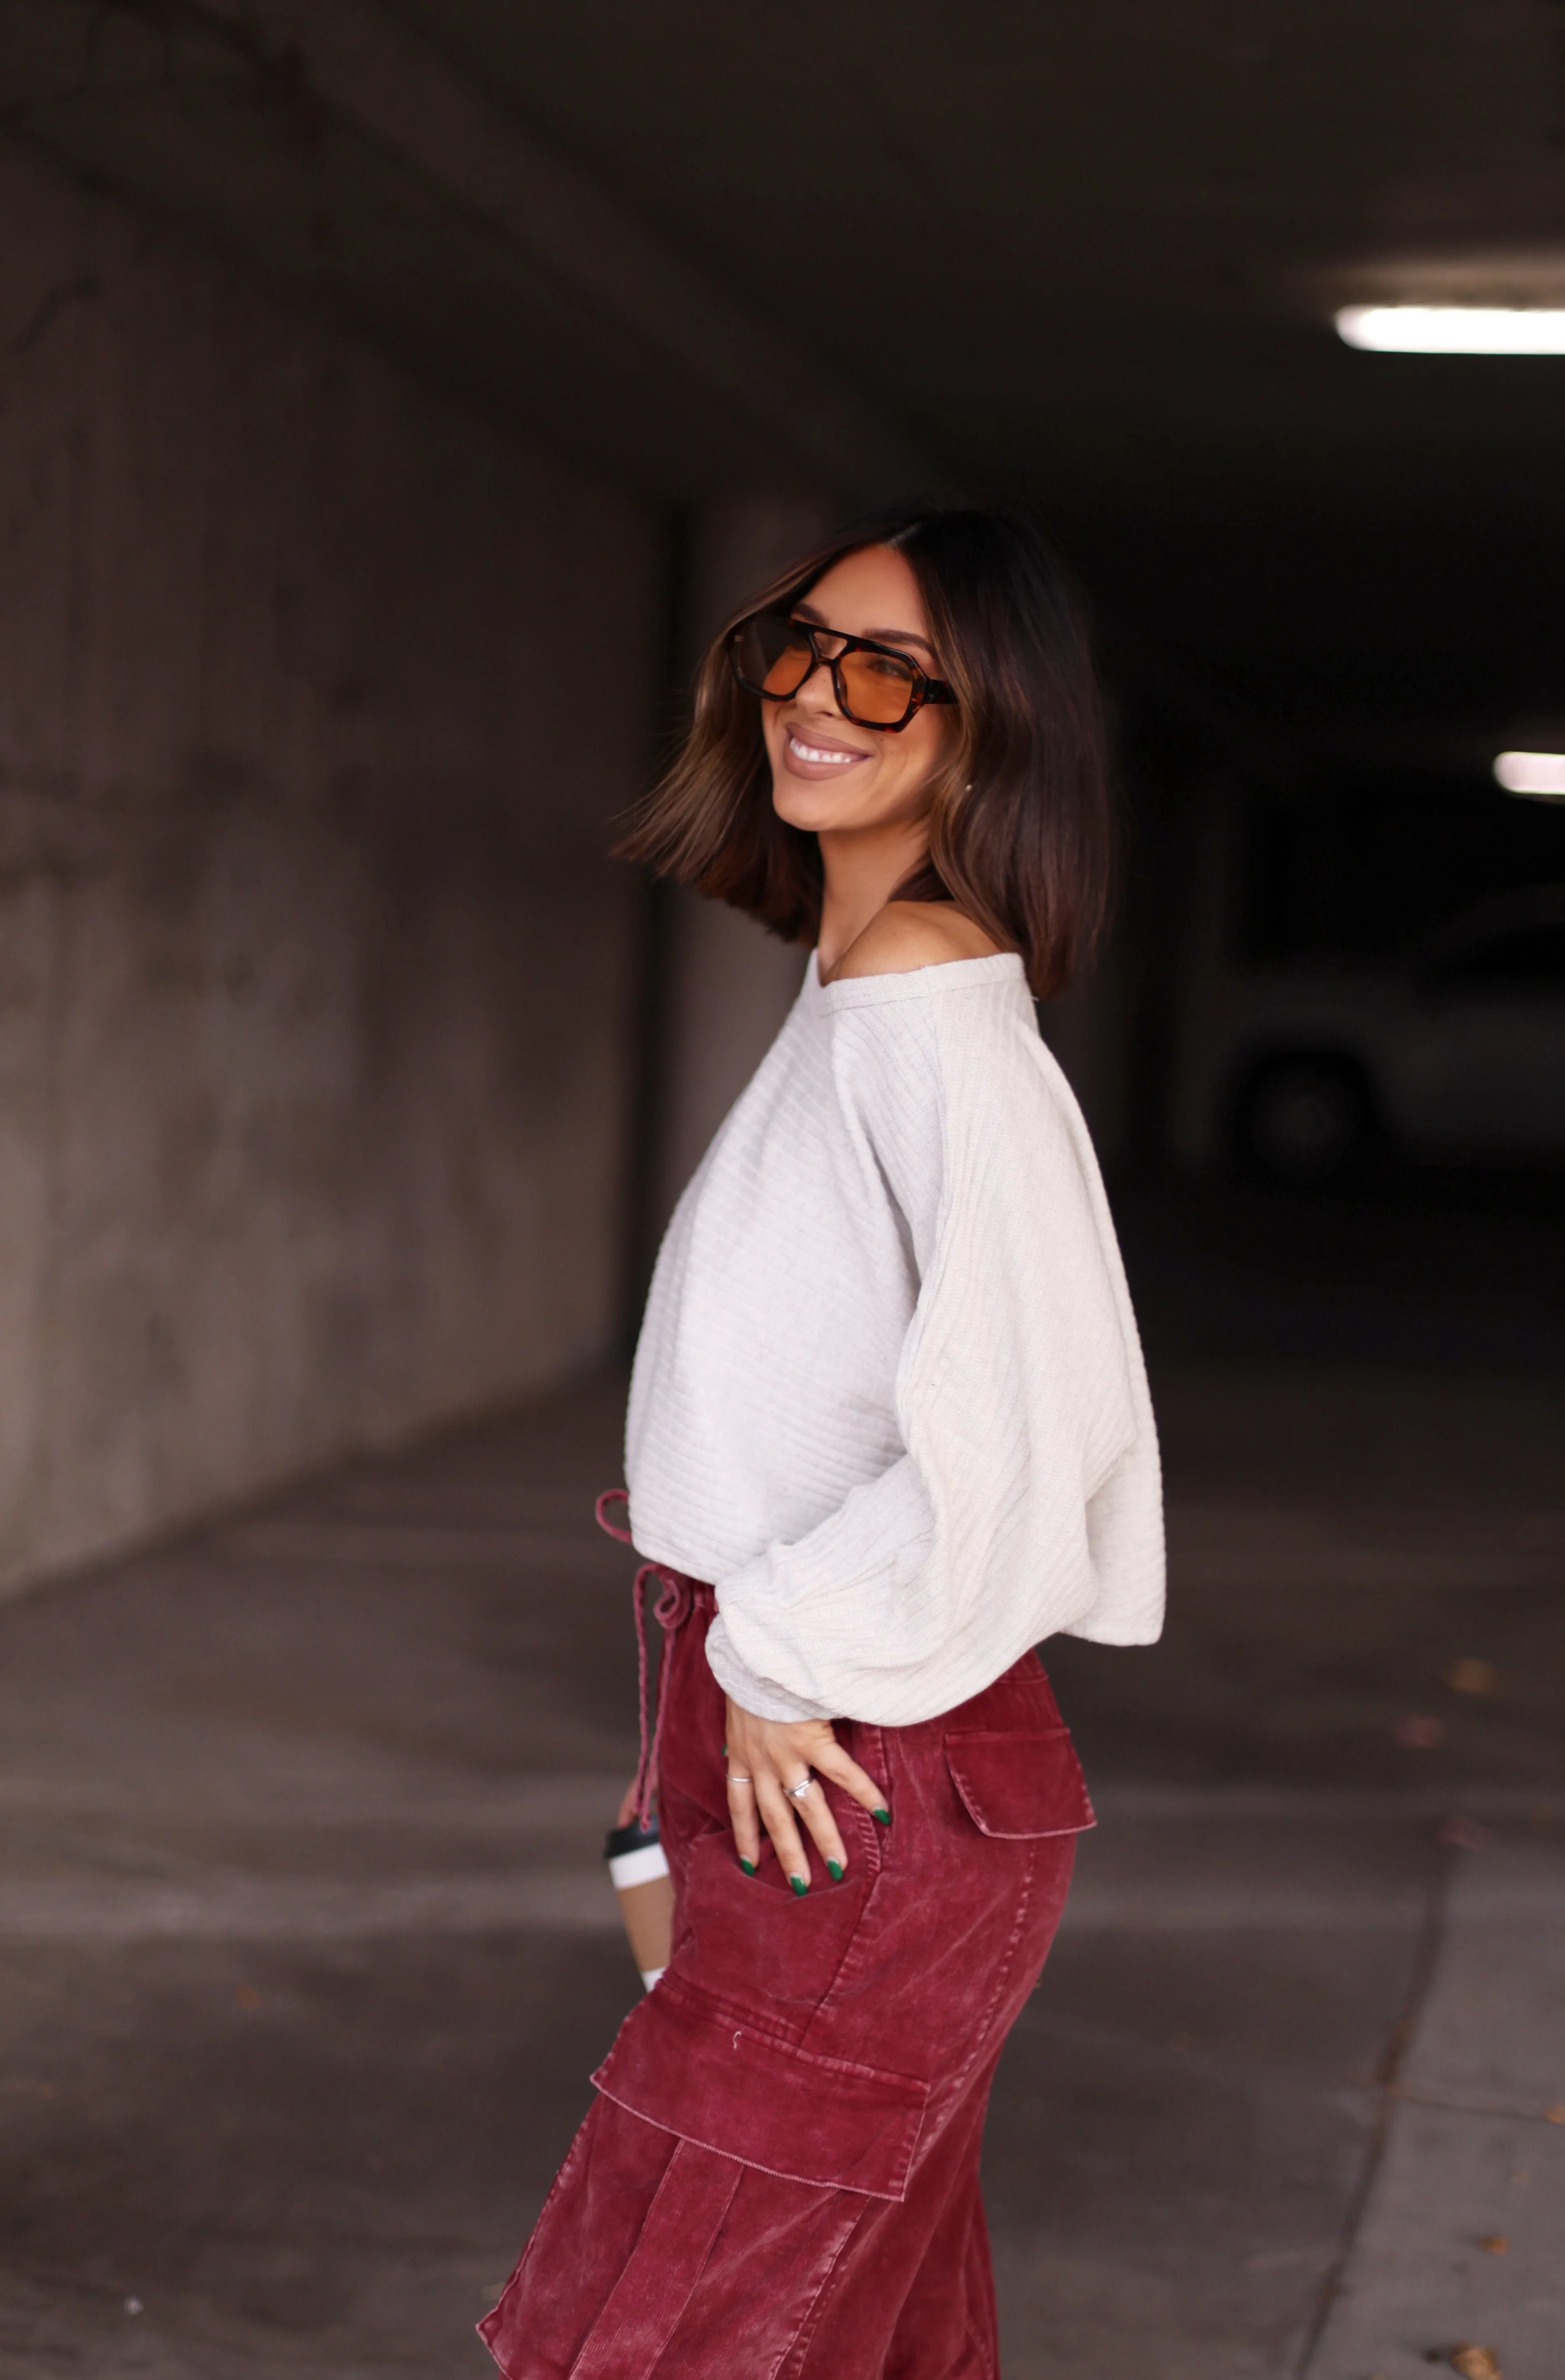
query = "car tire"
xmin=1236 ymin=1055 xmax=1376 ymax=1186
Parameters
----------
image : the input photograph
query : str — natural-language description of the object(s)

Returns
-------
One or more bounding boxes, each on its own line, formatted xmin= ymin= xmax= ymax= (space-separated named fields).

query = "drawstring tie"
xmin=595 ymin=1489 xmax=694 ymax=1830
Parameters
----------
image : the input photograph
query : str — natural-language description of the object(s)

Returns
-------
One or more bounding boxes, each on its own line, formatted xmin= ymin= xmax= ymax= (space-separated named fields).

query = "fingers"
xmin=726 ymin=1772 xmax=761 ymax=1873
xmin=811 ymin=1740 xmax=891 ymax=1827
xmin=614 ymin=1779 xmax=641 ymax=1830
xmin=754 ymin=1778 xmax=813 ymax=1892
xmin=749 ymin=1767 xmax=877 ymax=1889
xmin=722 ymin=1699 xmax=891 ymax=1894
xmin=793 ymin=1781 xmax=848 ymax=1880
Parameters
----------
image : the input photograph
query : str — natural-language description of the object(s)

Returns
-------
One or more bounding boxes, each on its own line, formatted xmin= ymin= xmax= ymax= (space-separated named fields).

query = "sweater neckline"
xmin=804 ymin=947 xmax=1027 ymax=1011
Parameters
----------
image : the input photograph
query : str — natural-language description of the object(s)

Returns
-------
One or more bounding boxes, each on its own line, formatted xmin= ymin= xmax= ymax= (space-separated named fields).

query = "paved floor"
xmin=1 ymin=1348 xmax=1562 ymax=2378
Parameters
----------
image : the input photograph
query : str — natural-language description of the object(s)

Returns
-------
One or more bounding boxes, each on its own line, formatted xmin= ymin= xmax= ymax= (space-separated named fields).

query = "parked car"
xmin=1189 ymin=887 xmax=1565 ymax=1182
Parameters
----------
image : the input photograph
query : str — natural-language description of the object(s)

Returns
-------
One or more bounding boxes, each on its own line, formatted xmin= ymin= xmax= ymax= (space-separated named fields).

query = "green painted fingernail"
xmin=790 ymin=1874 xmax=808 ymax=1896
xmin=740 ymin=1857 xmax=756 ymax=1875
xmin=872 ymin=1807 xmax=891 ymax=1825
xmin=827 ymin=1859 xmax=844 ymax=1881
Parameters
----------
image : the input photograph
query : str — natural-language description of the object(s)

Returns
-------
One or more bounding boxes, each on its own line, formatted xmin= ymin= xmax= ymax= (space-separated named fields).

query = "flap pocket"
xmin=944 ymin=1727 xmax=1096 ymax=1840
xmin=593 ymin=1974 xmax=928 ymax=2201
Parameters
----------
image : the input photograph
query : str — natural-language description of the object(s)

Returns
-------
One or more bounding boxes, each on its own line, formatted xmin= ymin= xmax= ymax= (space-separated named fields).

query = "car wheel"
xmin=1237 ymin=1056 xmax=1375 ymax=1185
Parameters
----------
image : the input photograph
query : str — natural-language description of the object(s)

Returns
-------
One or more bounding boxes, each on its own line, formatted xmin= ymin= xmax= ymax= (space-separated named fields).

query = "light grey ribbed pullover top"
xmin=625 ymin=949 xmax=1165 ymax=1726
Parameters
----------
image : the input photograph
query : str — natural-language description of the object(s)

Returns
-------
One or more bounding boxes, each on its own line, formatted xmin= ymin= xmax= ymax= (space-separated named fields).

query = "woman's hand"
xmin=724 ymin=1697 xmax=889 ymax=1893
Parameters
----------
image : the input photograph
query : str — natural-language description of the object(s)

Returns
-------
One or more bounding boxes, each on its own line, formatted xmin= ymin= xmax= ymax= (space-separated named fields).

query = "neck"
xmin=815 ymin=818 xmax=930 ymax=975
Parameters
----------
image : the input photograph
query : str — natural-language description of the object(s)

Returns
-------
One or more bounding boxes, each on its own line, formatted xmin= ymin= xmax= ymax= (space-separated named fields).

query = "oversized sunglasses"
xmin=728 ymin=611 xmax=957 ymax=732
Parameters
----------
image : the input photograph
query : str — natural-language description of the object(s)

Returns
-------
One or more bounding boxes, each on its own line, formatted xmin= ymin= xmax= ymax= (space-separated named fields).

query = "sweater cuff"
xmin=703 ymin=1616 xmax=833 ymax=1723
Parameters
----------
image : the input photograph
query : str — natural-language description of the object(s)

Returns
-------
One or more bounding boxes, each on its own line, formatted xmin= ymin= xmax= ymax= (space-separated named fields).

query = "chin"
xmin=769 ymin=778 xmax=850 ymax=834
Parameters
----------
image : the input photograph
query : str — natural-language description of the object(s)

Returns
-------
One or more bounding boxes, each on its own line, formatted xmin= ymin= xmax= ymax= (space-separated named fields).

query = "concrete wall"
xmin=0 ymin=141 xmax=660 ymax=1594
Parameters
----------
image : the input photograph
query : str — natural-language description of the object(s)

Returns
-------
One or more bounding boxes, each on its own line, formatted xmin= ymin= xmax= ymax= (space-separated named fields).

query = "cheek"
xmin=887 ymin=716 xmax=949 ymax=808
xmin=913 ymin=705 xmax=954 ymax=769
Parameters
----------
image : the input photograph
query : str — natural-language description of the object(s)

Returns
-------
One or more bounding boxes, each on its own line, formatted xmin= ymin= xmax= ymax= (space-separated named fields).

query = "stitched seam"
xmin=766 ymin=2196 xmax=875 ymax=2380
xmin=945 ymin=1842 xmax=1038 ymax=2106
xmin=968 ymin=2311 xmax=1000 ymax=2380
xmin=803 ymin=1721 xmax=893 ymax=2039
xmin=591 ymin=2085 xmax=911 ymax=2203
xmin=803 ymin=1866 xmax=889 ymax=2040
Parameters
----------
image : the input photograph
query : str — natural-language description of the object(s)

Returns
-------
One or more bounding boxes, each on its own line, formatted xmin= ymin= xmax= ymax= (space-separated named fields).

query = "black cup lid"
xmin=604 ymin=1814 xmax=660 ymax=1860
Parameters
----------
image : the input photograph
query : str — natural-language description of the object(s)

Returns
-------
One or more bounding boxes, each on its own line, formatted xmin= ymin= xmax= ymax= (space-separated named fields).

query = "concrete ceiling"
xmin=377 ymin=0 xmax=1565 ymax=755
xmin=383 ymin=0 xmax=1565 ymax=536
xmin=0 ymin=0 xmax=926 ymax=503
xmin=3 ymin=0 xmax=1564 ymax=745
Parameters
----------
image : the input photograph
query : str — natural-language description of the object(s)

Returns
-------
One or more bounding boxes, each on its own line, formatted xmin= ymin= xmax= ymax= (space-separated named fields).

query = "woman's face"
xmin=762 ymin=544 xmax=955 ymax=841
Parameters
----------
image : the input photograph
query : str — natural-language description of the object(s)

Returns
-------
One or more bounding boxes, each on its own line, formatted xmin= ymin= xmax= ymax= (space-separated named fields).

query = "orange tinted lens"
xmin=739 ymin=615 xmax=814 ymax=697
xmin=838 ymin=645 xmax=919 ymax=722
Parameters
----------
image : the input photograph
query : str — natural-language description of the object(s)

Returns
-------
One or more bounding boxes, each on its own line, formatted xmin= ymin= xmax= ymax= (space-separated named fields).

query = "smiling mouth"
xmin=786 ymin=729 xmax=867 ymax=767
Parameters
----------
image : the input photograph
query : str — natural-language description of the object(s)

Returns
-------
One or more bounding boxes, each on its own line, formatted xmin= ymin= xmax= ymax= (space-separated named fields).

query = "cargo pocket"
xmin=943 ymin=1727 xmax=1096 ymax=1839
xmin=592 ymin=1971 xmax=929 ymax=2201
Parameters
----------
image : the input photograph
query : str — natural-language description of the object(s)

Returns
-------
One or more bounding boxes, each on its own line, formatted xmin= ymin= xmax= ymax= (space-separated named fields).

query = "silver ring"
xmin=785 ymin=1778 xmax=813 ymax=1802
xmin=726 ymin=1773 xmax=753 ymax=1785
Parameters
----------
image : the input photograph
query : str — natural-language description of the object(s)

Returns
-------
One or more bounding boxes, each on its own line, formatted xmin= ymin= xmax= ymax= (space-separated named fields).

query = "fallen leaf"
xmin=1478 ymin=2235 xmax=1508 ymax=2255
xmin=1438 ymin=1816 xmax=1491 ymax=1850
xmin=234 ymin=1986 xmax=261 ymax=2009
xmin=1450 ymin=2347 xmax=1501 ymax=2380
xmin=1444 ymin=1657 xmax=1499 ymax=1696
xmin=1393 ymin=1714 xmax=1447 ymax=1749
xmin=1544 ymin=2106 xmax=1565 ymax=2126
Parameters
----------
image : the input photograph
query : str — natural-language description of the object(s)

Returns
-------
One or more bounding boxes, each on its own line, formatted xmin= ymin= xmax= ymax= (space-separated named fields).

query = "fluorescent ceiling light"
xmin=1494 ymin=751 xmax=1565 ymax=798
xmin=1337 ymin=305 xmax=1565 ymax=353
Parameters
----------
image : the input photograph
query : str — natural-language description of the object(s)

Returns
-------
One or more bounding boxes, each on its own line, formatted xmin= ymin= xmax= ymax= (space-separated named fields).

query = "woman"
xmin=481 ymin=506 xmax=1164 ymax=2379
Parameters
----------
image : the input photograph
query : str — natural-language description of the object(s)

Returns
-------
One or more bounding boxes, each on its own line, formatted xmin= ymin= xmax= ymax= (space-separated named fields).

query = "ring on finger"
xmin=784 ymin=1778 xmax=813 ymax=1802
xmin=726 ymin=1772 xmax=754 ymax=1785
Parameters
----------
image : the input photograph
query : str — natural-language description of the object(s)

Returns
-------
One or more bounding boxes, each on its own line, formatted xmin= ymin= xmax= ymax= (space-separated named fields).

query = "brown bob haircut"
xmin=617 ymin=504 xmax=1113 ymax=1000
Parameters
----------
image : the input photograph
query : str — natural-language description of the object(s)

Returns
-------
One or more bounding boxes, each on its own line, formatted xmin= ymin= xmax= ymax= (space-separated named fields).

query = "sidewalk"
xmin=1309 ymin=1837 xmax=1565 ymax=2380
xmin=0 ymin=1362 xmax=1561 ymax=2378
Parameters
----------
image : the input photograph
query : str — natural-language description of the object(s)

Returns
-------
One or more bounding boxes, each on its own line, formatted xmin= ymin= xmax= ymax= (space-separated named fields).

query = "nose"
xmin=792 ymin=633 xmax=847 ymax=722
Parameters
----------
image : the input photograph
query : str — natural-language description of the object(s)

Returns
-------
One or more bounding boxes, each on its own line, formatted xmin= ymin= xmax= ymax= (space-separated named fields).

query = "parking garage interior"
xmin=0 ymin=6 xmax=1562 ymax=2377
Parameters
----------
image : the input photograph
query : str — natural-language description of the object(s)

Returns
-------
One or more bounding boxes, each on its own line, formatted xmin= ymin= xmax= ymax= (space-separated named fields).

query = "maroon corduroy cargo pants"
xmin=480 ymin=1573 xmax=1093 ymax=2380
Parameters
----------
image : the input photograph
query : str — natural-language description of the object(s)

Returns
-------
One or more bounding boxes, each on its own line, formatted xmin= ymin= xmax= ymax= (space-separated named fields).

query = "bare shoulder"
xmin=833 ymin=902 xmax=1005 ymax=982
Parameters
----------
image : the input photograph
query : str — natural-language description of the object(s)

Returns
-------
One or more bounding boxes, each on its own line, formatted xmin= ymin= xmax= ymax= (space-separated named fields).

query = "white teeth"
xmin=790 ymin=734 xmax=860 ymax=765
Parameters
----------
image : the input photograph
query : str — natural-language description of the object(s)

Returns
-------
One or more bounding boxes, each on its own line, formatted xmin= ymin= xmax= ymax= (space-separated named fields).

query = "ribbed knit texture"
xmin=626 ymin=951 xmax=1165 ymax=1725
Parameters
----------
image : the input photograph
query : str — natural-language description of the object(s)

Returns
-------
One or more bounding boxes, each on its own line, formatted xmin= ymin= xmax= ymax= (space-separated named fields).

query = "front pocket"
xmin=943 ymin=1727 xmax=1096 ymax=1840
